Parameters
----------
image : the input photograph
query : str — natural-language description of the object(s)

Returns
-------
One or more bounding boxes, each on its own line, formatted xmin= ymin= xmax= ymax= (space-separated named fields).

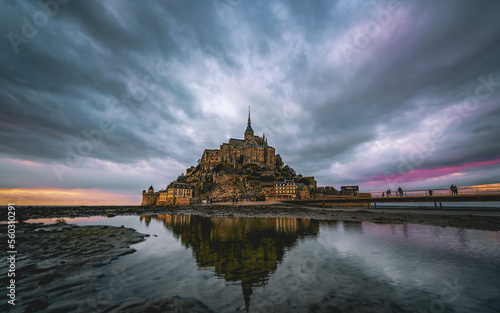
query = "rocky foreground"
xmin=3 ymin=204 xmax=500 ymax=231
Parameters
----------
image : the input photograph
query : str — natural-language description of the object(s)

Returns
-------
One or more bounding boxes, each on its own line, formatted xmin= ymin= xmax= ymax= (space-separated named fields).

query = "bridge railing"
xmin=370 ymin=187 xmax=500 ymax=198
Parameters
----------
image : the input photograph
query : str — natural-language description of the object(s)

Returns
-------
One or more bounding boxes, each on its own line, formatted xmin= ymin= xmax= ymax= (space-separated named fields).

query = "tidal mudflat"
xmin=6 ymin=204 xmax=500 ymax=231
xmin=0 ymin=221 xmax=213 ymax=313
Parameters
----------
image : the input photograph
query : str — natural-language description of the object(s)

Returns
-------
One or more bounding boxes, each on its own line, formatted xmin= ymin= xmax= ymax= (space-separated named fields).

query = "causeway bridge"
xmin=285 ymin=186 xmax=500 ymax=209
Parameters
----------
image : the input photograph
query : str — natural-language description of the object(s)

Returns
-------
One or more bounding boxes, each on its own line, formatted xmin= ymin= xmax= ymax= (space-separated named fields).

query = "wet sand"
xmin=0 ymin=222 xmax=214 ymax=313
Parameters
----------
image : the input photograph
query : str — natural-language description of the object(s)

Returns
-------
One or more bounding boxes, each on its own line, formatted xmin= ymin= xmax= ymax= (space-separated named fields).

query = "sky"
xmin=1 ymin=0 xmax=500 ymax=205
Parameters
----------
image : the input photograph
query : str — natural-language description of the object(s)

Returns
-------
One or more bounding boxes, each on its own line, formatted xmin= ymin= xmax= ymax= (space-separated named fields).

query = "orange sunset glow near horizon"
xmin=0 ymin=188 xmax=140 ymax=206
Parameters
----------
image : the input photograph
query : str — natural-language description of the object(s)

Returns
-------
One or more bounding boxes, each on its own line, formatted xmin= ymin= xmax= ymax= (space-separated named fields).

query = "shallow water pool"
xmin=28 ymin=215 xmax=500 ymax=312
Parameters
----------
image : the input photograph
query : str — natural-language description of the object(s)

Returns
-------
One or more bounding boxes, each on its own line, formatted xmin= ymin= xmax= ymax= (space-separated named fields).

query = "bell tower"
xmin=244 ymin=106 xmax=254 ymax=143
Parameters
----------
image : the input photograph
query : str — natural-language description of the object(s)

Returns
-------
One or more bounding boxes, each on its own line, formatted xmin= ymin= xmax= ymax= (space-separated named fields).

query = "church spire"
xmin=247 ymin=106 xmax=251 ymax=126
xmin=245 ymin=106 xmax=254 ymax=133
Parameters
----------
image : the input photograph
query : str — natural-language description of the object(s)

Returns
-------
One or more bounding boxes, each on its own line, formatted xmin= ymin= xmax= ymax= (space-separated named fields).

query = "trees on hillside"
xmin=297 ymin=177 xmax=311 ymax=185
xmin=214 ymin=162 xmax=235 ymax=174
xmin=282 ymin=164 xmax=297 ymax=180
xmin=176 ymin=173 xmax=186 ymax=182
xmin=242 ymin=163 xmax=261 ymax=176
xmin=275 ymin=154 xmax=284 ymax=169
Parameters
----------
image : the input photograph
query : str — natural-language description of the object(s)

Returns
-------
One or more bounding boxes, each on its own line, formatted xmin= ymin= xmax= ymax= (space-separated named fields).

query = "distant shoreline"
xmin=3 ymin=200 xmax=500 ymax=209
xmin=1 ymin=204 xmax=500 ymax=232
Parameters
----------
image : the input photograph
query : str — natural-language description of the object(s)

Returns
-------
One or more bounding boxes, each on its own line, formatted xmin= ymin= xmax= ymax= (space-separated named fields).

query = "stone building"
xmin=296 ymin=183 xmax=310 ymax=200
xmin=199 ymin=108 xmax=276 ymax=171
xmin=156 ymin=183 xmax=193 ymax=205
xmin=302 ymin=176 xmax=317 ymax=188
xmin=167 ymin=183 xmax=193 ymax=199
xmin=141 ymin=185 xmax=159 ymax=206
xmin=273 ymin=180 xmax=297 ymax=200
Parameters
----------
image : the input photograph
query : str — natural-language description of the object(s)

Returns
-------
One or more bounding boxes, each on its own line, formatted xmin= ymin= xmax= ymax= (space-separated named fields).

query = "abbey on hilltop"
xmin=141 ymin=108 xmax=322 ymax=206
xmin=199 ymin=107 xmax=276 ymax=171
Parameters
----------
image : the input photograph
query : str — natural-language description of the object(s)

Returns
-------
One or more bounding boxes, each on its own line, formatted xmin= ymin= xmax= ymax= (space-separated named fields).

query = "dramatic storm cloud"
xmin=1 ymin=0 xmax=500 ymax=203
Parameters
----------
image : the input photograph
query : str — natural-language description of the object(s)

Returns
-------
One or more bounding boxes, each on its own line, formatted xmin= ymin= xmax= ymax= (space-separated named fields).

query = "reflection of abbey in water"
xmin=140 ymin=215 xmax=320 ymax=311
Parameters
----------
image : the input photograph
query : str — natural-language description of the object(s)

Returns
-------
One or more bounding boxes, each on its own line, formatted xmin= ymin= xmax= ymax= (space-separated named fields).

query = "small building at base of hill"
xmin=141 ymin=185 xmax=159 ymax=206
xmin=143 ymin=183 xmax=194 ymax=206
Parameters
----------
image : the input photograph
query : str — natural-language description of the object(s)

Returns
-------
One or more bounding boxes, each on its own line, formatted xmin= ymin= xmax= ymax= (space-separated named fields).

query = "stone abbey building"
xmin=141 ymin=108 xmax=277 ymax=205
xmin=199 ymin=108 xmax=276 ymax=171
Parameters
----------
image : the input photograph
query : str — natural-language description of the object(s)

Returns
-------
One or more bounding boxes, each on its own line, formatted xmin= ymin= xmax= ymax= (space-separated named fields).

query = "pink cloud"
xmin=364 ymin=157 xmax=500 ymax=187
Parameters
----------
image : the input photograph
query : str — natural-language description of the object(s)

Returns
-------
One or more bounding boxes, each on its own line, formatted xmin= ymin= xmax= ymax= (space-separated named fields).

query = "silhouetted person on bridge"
xmin=428 ymin=189 xmax=433 ymax=196
xmin=398 ymin=187 xmax=404 ymax=197
xmin=450 ymin=185 xmax=458 ymax=195
xmin=387 ymin=189 xmax=391 ymax=197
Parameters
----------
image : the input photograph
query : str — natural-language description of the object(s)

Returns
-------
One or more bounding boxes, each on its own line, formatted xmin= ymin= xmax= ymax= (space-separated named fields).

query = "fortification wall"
xmin=156 ymin=197 xmax=194 ymax=206
xmin=141 ymin=193 xmax=159 ymax=206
